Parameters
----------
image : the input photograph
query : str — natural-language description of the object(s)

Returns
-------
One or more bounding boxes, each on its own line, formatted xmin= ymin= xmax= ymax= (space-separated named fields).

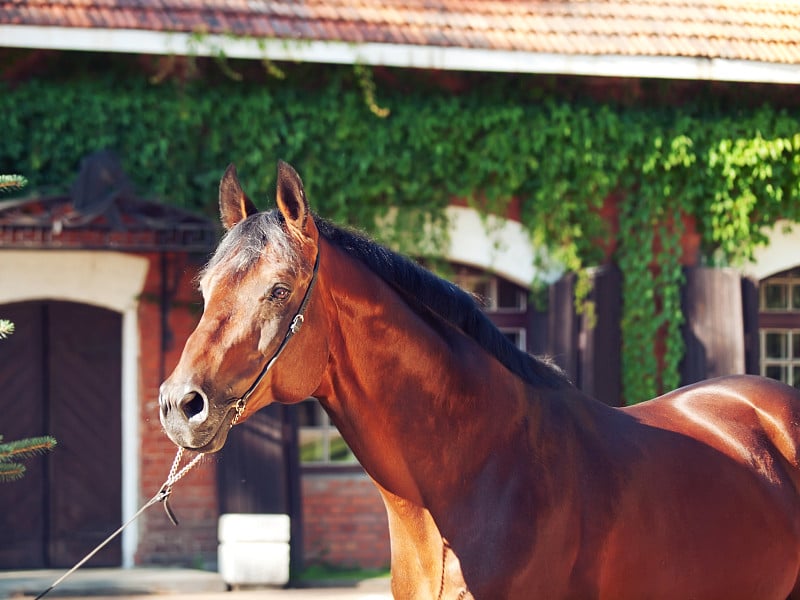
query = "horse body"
xmin=160 ymin=161 xmax=800 ymax=599
xmin=362 ymin=374 xmax=800 ymax=598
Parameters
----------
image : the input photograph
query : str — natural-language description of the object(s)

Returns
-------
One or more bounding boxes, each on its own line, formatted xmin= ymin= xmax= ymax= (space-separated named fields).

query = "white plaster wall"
xmin=0 ymin=250 xmax=149 ymax=568
xmin=742 ymin=220 xmax=800 ymax=281
xmin=444 ymin=205 xmax=561 ymax=287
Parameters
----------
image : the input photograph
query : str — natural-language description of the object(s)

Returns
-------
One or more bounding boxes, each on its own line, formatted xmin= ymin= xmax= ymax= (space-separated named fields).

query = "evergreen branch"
xmin=0 ymin=462 xmax=26 ymax=482
xmin=0 ymin=436 xmax=57 ymax=461
xmin=0 ymin=319 xmax=14 ymax=339
xmin=0 ymin=174 xmax=28 ymax=193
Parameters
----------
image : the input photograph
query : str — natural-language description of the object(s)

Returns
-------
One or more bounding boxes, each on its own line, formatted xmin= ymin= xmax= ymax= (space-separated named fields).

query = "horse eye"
xmin=270 ymin=286 xmax=290 ymax=301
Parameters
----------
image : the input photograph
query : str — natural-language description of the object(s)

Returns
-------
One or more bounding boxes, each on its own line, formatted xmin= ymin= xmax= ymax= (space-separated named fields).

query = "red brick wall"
xmin=135 ymin=251 xmax=220 ymax=567
xmin=302 ymin=472 xmax=391 ymax=570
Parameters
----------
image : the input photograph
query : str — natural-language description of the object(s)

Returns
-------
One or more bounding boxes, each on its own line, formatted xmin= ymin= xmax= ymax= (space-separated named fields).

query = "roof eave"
xmin=2 ymin=25 xmax=800 ymax=85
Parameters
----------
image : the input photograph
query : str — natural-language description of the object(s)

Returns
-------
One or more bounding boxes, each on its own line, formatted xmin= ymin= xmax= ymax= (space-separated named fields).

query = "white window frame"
xmin=760 ymin=328 xmax=800 ymax=387
xmin=760 ymin=276 xmax=800 ymax=312
xmin=298 ymin=399 xmax=357 ymax=466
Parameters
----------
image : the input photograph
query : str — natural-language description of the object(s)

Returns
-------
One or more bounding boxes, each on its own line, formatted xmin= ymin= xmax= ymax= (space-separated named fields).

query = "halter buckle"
xmin=231 ymin=397 xmax=247 ymax=428
xmin=290 ymin=314 xmax=305 ymax=334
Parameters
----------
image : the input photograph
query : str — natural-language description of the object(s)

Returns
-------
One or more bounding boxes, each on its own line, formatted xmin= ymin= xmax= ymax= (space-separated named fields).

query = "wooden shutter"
xmin=681 ymin=267 xmax=746 ymax=384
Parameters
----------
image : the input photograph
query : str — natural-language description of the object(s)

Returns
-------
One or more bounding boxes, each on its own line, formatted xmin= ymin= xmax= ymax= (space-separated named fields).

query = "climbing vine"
xmin=2 ymin=58 xmax=800 ymax=403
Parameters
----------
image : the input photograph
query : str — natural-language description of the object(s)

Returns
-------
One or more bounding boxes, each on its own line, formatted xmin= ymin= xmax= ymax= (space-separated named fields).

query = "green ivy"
xmin=2 ymin=65 xmax=800 ymax=404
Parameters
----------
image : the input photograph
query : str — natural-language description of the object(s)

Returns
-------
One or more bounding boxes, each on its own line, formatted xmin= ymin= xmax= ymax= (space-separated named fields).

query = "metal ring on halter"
xmin=290 ymin=314 xmax=305 ymax=334
xmin=230 ymin=397 xmax=247 ymax=428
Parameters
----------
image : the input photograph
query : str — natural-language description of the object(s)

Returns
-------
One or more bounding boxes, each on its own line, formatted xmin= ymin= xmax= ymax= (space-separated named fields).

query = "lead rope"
xmin=34 ymin=446 xmax=204 ymax=600
xmin=35 ymin=401 xmax=245 ymax=599
xmin=437 ymin=540 xmax=469 ymax=600
xmin=36 ymin=250 xmax=319 ymax=599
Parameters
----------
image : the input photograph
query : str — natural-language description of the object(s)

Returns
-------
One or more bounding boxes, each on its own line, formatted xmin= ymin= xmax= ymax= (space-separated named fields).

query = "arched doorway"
xmin=0 ymin=300 xmax=122 ymax=568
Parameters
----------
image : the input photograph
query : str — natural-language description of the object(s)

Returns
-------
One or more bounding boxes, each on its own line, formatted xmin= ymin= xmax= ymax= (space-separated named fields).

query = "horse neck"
xmin=312 ymin=240 xmax=536 ymax=507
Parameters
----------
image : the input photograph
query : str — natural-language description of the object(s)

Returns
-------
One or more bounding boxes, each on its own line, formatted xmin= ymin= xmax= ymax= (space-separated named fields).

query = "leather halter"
xmin=231 ymin=247 xmax=320 ymax=424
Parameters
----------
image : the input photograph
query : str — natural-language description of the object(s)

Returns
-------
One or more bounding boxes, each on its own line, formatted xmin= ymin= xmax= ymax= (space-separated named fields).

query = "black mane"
xmin=316 ymin=218 xmax=572 ymax=390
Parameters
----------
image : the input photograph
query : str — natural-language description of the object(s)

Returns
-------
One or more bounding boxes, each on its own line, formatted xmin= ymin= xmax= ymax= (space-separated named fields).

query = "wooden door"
xmin=0 ymin=302 xmax=47 ymax=567
xmin=0 ymin=301 xmax=122 ymax=568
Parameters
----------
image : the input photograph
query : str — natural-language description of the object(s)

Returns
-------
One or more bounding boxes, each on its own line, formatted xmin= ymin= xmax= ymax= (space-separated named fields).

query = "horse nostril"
xmin=180 ymin=391 xmax=207 ymax=420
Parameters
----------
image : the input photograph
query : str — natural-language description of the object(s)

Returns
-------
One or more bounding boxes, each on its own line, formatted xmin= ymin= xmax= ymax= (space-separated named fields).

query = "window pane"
xmin=765 ymin=364 xmax=787 ymax=383
xmin=794 ymin=333 xmax=800 ymax=359
xmin=765 ymin=332 xmax=789 ymax=359
xmin=793 ymin=286 xmax=800 ymax=310
xmin=496 ymin=279 xmax=525 ymax=311
xmin=299 ymin=428 xmax=326 ymax=463
xmin=296 ymin=400 xmax=357 ymax=465
xmin=456 ymin=276 xmax=491 ymax=309
xmin=471 ymin=279 xmax=491 ymax=303
xmin=328 ymin=430 xmax=356 ymax=463
xmin=794 ymin=366 xmax=800 ymax=389
xmin=763 ymin=283 xmax=788 ymax=310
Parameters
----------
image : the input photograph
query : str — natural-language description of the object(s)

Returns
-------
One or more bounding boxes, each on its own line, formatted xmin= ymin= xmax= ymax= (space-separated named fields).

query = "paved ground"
xmin=0 ymin=568 xmax=392 ymax=599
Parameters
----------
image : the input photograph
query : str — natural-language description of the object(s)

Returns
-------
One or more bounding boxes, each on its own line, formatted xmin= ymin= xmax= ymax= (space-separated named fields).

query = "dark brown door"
xmin=0 ymin=301 xmax=122 ymax=568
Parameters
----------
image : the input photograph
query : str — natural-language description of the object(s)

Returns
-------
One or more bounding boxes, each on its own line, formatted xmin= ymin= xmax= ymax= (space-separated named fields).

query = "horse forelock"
xmin=200 ymin=211 xmax=299 ymax=287
xmin=315 ymin=218 xmax=572 ymax=390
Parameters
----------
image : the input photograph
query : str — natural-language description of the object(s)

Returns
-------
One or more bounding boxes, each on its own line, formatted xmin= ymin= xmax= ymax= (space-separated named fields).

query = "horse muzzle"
xmin=158 ymin=383 xmax=235 ymax=453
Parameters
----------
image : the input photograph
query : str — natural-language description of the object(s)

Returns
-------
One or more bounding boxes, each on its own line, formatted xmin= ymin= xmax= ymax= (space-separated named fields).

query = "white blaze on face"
xmin=199 ymin=228 xmax=303 ymax=362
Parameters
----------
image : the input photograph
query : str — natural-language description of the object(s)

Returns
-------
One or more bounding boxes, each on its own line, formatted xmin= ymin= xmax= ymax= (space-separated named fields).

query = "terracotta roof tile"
xmin=2 ymin=0 xmax=800 ymax=65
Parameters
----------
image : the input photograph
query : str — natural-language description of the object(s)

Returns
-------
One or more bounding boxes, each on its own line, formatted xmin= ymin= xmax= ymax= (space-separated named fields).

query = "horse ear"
xmin=276 ymin=160 xmax=315 ymax=241
xmin=219 ymin=164 xmax=258 ymax=231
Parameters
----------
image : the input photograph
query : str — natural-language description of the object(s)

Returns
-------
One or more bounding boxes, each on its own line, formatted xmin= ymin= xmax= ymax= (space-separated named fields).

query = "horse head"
xmin=159 ymin=161 xmax=329 ymax=452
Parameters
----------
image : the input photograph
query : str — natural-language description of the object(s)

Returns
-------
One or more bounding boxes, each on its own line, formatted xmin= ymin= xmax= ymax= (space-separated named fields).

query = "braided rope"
xmin=35 ymin=444 xmax=203 ymax=599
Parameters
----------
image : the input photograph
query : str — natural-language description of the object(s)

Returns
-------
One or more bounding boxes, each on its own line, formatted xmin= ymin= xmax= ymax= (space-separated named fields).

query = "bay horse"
xmin=160 ymin=161 xmax=800 ymax=599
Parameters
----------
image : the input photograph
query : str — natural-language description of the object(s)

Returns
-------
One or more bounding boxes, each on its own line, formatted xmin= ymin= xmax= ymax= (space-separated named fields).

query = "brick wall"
xmin=136 ymin=251 xmax=220 ymax=568
xmin=302 ymin=472 xmax=391 ymax=570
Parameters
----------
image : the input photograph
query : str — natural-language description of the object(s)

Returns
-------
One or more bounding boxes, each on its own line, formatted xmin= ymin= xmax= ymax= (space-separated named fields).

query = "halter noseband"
xmin=231 ymin=247 xmax=321 ymax=425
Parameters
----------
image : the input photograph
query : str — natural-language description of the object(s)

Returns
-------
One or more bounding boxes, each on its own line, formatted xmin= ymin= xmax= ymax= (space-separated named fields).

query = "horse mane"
xmin=315 ymin=218 xmax=572 ymax=390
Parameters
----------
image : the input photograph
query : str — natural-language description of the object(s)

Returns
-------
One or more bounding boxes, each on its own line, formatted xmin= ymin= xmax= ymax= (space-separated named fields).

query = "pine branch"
xmin=0 ymin=462 xmax=26 ymax=482
xmin=0 ymin=436 xmax=57 ymax=461
xmin=0 ymin=319 xmax=14 ymax=339
xmin=0 ymin=174 xmax=28 ymax=193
